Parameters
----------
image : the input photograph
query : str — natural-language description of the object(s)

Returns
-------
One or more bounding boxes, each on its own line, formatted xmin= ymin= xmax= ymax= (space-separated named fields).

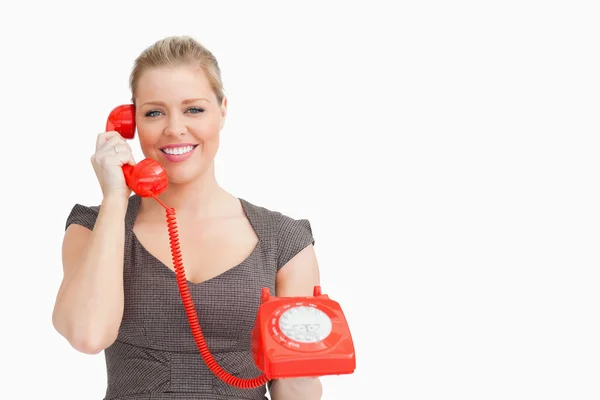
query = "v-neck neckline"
xmin=127 ymin=195 xmax=262 ymax=285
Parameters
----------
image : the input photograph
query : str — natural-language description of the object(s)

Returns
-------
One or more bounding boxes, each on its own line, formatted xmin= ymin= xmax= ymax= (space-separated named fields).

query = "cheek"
xmin=196 ymin=118 xmax=222 ymax=141
xmin=138 ymin=136 xmax=156 ymax=149
xmin=137 ymin=134 xmax=162 ymax=157
xmin=136 ymin=125 xmax=162 ymax=148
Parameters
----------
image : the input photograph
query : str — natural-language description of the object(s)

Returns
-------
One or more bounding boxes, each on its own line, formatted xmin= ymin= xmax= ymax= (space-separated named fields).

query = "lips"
xmin=160 ymin=145 xmax=198 ymax=155
xmin=159 ymin=143 xmax=200 ymax=162
xmin=159 ymin=143 xmax=199 ymax=155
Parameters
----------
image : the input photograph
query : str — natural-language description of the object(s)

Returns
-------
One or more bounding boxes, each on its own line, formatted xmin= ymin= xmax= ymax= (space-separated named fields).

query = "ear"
xmin=219 ymin=96 xmax=228 ymax=129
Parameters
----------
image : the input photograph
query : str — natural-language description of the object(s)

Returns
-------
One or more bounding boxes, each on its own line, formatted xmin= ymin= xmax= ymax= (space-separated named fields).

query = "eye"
xmin=186 ymin=107 xmax=205 ymax=114
xmin=144 ymin=110 xmax=162 ymax=117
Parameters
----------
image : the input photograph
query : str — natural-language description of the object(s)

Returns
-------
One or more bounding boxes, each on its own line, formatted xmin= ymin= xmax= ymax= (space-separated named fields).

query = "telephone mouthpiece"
xmin=122 ymin=159 xmax=168 ymax=197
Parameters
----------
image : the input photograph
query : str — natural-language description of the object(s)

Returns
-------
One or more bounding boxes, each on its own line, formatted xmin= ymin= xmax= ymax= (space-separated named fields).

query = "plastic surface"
xmin=251 ymin=287 xmax=356 ymax=379
xmin=105 ymin=104 xmax=356 ymax=388
xmin=121 ymin=161 xmax=168 ymax=198
xmin=106 ymin=104 xmax=136 ymax=139
xmin=106 ymin=105 xmax=168 ymax=198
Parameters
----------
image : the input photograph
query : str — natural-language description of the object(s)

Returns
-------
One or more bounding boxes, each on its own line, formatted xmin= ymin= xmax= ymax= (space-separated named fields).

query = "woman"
xmin=52 ymin=35 xmax=323 ymax=400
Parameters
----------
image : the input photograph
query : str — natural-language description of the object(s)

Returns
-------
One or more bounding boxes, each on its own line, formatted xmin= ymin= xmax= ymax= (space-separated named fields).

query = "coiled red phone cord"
xmin=153 ymin=195 xmax=269 ymax=389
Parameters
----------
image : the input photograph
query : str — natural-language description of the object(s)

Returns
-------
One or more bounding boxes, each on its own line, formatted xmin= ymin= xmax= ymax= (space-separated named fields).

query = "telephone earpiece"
xmin=106 ymin=104 xmax=136 ymax=139
xmin=106 ymin=104 xmax=168 ymax=197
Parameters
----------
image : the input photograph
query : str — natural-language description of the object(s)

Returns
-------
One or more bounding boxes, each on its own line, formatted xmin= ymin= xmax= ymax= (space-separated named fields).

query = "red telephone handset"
xmin=106 ymin=105 xmax=169 ymax=198
xmin=107 ymin=105 xmax=356 ymax=388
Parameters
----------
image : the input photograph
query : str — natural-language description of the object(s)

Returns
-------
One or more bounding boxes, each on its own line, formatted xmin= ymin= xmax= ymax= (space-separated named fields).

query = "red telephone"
xmin=106 ymin=105 xmax=356 ymax=388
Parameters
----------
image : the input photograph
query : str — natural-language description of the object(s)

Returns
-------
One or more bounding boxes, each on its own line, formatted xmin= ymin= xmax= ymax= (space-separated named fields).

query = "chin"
xmin=164 ymin=163 xmax=211 ymax=185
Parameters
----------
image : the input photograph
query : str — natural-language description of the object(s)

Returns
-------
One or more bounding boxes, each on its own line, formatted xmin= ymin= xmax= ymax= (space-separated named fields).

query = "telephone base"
xmin=259 ymin=354 xmax=356 ymax=380
xmin=251 ymin=286 xmax=356 ymax=379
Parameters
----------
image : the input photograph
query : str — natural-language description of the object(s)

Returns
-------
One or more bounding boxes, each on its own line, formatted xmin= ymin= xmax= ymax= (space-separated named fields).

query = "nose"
xmin=163 ymin=113 xmax=185 ymax=136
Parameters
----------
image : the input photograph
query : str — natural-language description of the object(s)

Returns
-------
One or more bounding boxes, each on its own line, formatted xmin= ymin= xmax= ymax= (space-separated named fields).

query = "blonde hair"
xmin=129 ymin=36 xmax=225 ymax=104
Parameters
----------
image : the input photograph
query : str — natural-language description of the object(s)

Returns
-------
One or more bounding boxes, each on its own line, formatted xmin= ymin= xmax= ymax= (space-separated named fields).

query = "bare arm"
xmin=52 ymin=195 xmax=128 ymax=354
xmin=53 ymin=131 xmax=135 ymax=354
xmin=269 ymin=244 xmax=323 ymax=400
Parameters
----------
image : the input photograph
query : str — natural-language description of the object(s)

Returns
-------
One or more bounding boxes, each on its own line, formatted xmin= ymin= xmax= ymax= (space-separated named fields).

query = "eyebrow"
xmin=140 ymin=98 xmax=210 ymax=107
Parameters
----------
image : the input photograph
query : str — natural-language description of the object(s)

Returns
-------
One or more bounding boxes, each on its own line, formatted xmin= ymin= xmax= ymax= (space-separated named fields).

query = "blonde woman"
xmin=52 ymin=36 xmax=323 ymax=400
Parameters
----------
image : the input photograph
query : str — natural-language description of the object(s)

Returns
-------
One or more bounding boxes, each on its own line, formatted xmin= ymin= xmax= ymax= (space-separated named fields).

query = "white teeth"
xmin=162 ymin=145 xmax=195 ymax=155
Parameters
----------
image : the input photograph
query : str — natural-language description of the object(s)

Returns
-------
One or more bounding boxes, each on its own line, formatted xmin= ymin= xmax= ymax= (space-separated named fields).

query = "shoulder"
xmin=238 ymin=197 xmax=314 ymax=241
xmin=65 ymin=203 xmax=101 ymax=231
xmin=239 ymin=198 xmax=315 ymax=271
xmin=241 ymin=199 xmax=320 ymax=297
xmin=64 ymin=195 xmax=139 ymax=232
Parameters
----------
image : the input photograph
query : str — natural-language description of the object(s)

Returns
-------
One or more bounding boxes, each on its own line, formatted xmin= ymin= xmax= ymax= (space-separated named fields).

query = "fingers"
xmin=95 ymin=130 xmax=125 ymax=150
xmin=100 ymin=135 xmax=129 ymax=152
xmin=109 ymin=145 xmax=136 ymax=167
xmin=91 ymin=146 xmax=135 ymax=168
xmin=91 ymin=134 xmax=136 ymax=167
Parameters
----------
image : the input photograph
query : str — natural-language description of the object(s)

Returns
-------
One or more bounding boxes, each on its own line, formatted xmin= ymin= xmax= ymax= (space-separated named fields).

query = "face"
xmin=134 ymin=64 xmax=227 ymax=184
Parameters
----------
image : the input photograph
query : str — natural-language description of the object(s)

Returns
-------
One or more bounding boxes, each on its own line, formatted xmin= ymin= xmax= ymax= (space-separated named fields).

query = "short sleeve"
xmin=277 ymin=214 xmax=315 ymax=270
xmin=65 ymin=204 xmax=100 ymax=231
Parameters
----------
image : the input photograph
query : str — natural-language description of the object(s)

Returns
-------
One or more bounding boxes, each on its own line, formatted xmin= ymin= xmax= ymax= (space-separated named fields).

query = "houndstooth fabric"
xmin=65 ymin=195 xmax=314 ymax=399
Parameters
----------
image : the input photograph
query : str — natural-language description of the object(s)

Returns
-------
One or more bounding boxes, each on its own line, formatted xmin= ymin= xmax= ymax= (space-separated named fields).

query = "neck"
xmin=140 ymin=163 xmax=232 ymax=220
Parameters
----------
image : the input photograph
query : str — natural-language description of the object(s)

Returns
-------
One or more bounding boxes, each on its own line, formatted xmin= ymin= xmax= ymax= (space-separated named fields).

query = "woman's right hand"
xmin=91 ymin=131 xmax=136 ymax=199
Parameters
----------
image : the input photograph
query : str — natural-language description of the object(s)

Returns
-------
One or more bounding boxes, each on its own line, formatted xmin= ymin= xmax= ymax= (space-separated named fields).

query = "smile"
xmin=160 ymin=145 xmax=198 ymax=155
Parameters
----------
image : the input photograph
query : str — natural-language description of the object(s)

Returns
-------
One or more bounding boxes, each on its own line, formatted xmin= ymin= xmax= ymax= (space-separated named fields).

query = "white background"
xmin=1 ymin=1 xmax=599 ymax=399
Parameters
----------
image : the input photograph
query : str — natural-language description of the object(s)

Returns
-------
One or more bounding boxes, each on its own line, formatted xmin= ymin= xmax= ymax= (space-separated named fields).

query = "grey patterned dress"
xmin=65 ymin=195 xmax=314 ymax=399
